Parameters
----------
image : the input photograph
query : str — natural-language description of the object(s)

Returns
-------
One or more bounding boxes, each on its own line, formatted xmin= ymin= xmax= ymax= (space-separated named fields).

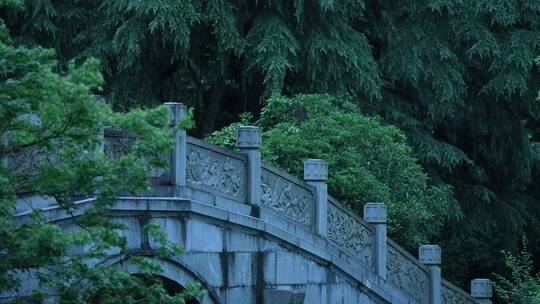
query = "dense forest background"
xmin=2 ymin=0 xmax=540 ymax=291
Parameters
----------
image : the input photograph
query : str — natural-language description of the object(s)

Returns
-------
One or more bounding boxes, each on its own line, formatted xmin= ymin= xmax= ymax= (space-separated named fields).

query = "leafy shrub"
xmin=495 ymin=247 xmax=540 ymax=304
xmin=207 ymin=94 xmax=460 ymax=246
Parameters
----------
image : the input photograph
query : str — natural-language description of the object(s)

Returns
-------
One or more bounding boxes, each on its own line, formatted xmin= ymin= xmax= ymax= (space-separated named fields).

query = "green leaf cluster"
xmin=4 ymin=0 xmax=540 ymax=287
xmin=494 ymin=245 xmax=540 ymax=304
xmin=0 ymin=12 xmax=203 ymax=302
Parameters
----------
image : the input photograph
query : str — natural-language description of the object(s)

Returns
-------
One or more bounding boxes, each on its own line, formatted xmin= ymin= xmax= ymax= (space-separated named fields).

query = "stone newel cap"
xmin=236 ymin=126 xmax=262 ymax=149
xmin=471 ymin=279 xmax=492 ymax=298
xmin=303 ymin=159 xmax=328 ymax=181
xmin=419 ymin=245 xmax=441 ymax=265
xmin=363 ymin=203 xmax=387 ymax=223
xmin=164 ymin=102 xmax=187 ymax=125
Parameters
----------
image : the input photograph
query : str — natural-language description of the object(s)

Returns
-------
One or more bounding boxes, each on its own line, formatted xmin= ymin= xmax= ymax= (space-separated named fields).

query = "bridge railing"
xmin=260 ymin=163 xmax=316 ymax=229
xmin=8 ymin=102 xmax=490 ymax=304
xmin=108 ymin=102 xmax=492 ymax=304
xmin=327 ymin=195 xmax=374 ymax=268
xmin=442 ymin=279 xmax=479 ymax=304
xmin=104 ymin=128 xmax=138 ymax=160
xmin=387 ymin=239 xmax=430 ymax=303
xmin=185 ymin=136 xmax=248 ymax=202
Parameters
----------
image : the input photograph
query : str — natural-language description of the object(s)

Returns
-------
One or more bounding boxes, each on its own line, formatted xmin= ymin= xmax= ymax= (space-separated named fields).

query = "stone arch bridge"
xmin=6 ymin=103 xmax=493 ymax=304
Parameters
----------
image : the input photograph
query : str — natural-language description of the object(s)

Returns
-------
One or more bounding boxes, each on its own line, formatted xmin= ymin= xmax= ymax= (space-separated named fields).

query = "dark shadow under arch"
xmin=134 ymin=273 xmax=199 ymax=304
xmin=103 ymin=250 xmax=222 ymax=304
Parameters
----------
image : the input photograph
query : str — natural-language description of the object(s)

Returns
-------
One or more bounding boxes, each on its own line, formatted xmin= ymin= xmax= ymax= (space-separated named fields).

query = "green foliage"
xmin=208 ymin=94 xmax=459 ymax=246
xmin=494 ymin=247 xmax=540 ymax=304
xmin=1 ymin=0 xmax=381 ymax=134
xmin=4 ymin=0 xmax=540 ymax=287
xmin=0 ymin=13 xmax=203 ymax=302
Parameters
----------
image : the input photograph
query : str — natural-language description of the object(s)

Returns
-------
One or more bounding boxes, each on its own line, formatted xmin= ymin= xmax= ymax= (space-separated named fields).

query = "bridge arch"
xmin=104 ymin=251 xmax=222 ymax=304
xmin=5 ymin=111 xmax=491 ymax=304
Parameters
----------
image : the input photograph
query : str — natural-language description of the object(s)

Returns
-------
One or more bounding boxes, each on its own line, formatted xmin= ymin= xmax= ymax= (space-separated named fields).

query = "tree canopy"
xmin=0 ymin=4 xmax=203 ymax=301
xmin=1 ymin=0 xmax=540 ymax=287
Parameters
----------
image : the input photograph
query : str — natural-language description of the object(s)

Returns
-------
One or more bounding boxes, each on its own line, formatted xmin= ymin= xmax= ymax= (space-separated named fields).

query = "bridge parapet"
xmin=186 ymin=136 xmax=248 ymax=202
xmin=261 ymin=163 xmax=315 ymax=228
xmin=8 ymin=102 xmax=486 ymax=304
xmin=387 ymin=239 xmax=430 ymax=303
xmin=443 ymin=279 xmax=478 ymax=304
xmin=327 ymin=196 xmax=374 ymax=268
xmin=106 ymin=103 xmax=483 ymax=304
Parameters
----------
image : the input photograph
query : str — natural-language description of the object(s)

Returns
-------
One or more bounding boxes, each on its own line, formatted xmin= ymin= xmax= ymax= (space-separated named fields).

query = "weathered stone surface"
xmin=228 ymin=286 xmax=254 ymax=303
xmin=307 ymin=259 xmax=327 ymax=284
xmin=149 ymin=217 xmax=184 ymax=249
xmin=261 ymin=167 xmax=314 ymax=227
xmin=112 ymin=217 xmax=142 ymax=250
xmin=327 ymin=202 xmax=373 ymax=267
xmin=263 ymin=289 xmax=305 ymax=304
xmin=275 ymin=252 xmax=308 ymax=285
xmin=471 ymin=279 xmax=493 ymax=298
xmin=419 ymin=245 xmax=441 ymax=265
xmin=442 ymin=285 xmax=477 ymax=304
xmin=184 ymin=219 xmax=223 ymax=252
xmin=227 ymin=230 xmax=259 ymax=252
xmin=186 ymin=143 xmax=247 ymax=200
xmin=363 ymin=203 xmax=387 ymax=224
xmin=179 ymin=253 xmax=223 ymax=287
xmin=236 ymin=126 xmax=262 ymax=149
xmin=303 ymin=159 xmax=328 ymax=181
xmin=387 ymin=246 xmax=429 ymax=303
xmin=227 ymin=252 xmax=253 ymax=287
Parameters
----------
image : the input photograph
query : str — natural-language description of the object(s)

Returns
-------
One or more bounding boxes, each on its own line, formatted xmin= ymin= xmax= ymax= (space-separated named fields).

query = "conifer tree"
xmin=4 ymin=0 xmax=540 ymax=285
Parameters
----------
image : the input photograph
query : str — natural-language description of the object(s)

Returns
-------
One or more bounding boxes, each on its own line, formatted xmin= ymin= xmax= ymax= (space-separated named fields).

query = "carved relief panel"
xmin=387 ymin=246 xmax=429 ymax=303
xmin=442 ymin=286 xmax=475 ymax=304
xmin=186 ymin=143 xmax=246 ymax=200
xmin=260 ymin=167 xmax=314 ymax=227
xmin=327 ymin=203 xmax=373 ymax=266
xmin=104 ymin=129 xmax=136 ymax=160
xmin=6 ymin=146 xmax=57 ymax=174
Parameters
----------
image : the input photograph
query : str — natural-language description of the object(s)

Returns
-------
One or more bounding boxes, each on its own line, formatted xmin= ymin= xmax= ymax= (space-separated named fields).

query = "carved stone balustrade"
xmin=442 ymin=280 xmax=478 ymax=304
xmin=419 ymin=245 xmax=442 ymax=265
xmin=328 ymin=198 xmax=374 ymax=267
xmin=387 ymin=242 xmax=429 ymax=303
xmin=261 ymin=165 xmax=315 ymax=227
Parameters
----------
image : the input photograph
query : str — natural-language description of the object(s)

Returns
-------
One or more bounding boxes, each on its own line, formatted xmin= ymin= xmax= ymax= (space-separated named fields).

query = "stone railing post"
xmin=420 ymin=245 xmax=442 ymax=304
xmin=236 ymin=126 xmax=261 ymax=206
xmin=164 ymin=102 xmax=187 ymax=188
xmin=303 ymin=159 xmax=328 ymax=237
xmin=471 ymin=279 xmax=493 ymax=304
xmin=364 ymin=203 xmax=387 ymax=280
